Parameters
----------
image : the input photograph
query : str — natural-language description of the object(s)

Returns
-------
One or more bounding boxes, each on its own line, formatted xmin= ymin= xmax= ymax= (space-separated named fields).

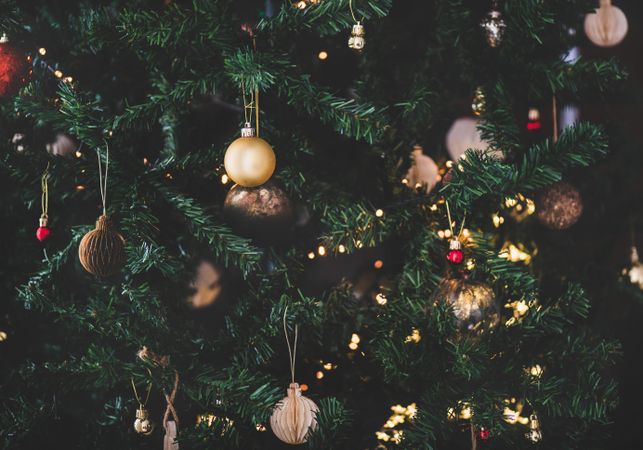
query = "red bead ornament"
xmin=527 ymin=107 xmax=541 ymax=131
xmin=446 ymin=239 xmax=464 ymax=264
xmin=0 ymin=33 xmax=29 ymax=97
xmin=36 ymin=216 xmax=51 ymax=242
xmin=478 ymin=427 xmax=490 ymax=440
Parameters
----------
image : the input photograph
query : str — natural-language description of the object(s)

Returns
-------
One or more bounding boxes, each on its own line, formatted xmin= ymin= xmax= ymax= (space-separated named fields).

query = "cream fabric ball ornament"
xmin=270 ymin=382 xmax=319 ymax=445
xmin=270 ymin=307 xmax=319 ymax=445
xmin=584 ymin=0 xmax=628 ymax=48
xmin=224 ymin=123 xmax=275 ymax=187
xmin=446 ymin=117 xmax=500 ymax=161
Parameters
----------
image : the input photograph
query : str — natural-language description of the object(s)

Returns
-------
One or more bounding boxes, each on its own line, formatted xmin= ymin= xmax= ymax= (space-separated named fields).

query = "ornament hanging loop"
xmin=96 ymin=140 xmax=110 ymax=216
xmin=283 ymin=306 xmax=299 ymax=384
xmin=40 ymin=162 xmax=50 ymax=220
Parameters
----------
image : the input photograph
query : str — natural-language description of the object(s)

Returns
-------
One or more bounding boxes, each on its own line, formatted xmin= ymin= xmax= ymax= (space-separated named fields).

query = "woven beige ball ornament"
xmin=270 ymin=307 xmax=319 ymax=445
xmin=79 ymin=215 xmax=127 ymax=276
xmin=270 ymin=382 xmax=319 ymax=445
xmin=224 ymin=123 xmax=275 ymax=187
xmin=584 ymin=0 xmax=628 ymax=47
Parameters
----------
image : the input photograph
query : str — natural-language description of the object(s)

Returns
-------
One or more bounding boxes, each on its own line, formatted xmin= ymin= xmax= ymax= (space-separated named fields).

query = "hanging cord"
xmin=470 ymin=423 xmax=477 ymax=450
xmin=348 ymin=0 xmax=361 ymax=24
xmin=131 ymin=371 xmax=153 ymax=408
xmin=40 ymin=162 xmax=50 ymax=219
xmin=283 ymin=306 xmax=299 ymax=384
xmin=552 ymin=95 xmax=558 ymax=144
xmin=445 ymin=200 xmax=467 ymax=240
xmin=96 ymin=141 xmax=110 ymax=216
xmin=163 ymin=371 xmax=180 ymax=430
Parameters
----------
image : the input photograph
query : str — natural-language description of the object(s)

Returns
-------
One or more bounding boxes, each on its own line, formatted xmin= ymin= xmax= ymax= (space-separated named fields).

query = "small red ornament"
xmin=527 ymin=107 xmax=541 ymax=131
xmin=36 ymin=216 xmax=51 ymax=242
xmin=0 ymin=33 xmax=29 ymax=97
xmin=478 ymin=427 xmax=490 ymax=440
xmin=446 ymin=239 xmax=464 ymax=264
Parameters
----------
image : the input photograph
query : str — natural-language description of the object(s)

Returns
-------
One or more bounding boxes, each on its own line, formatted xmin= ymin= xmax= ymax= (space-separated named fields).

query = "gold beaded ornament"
xmin=347 ymin=0 xmax=366 ymax=51
xmin=131 ymin=375 xmax=155 ymax=436
xmin=270 ymin=307 xmax=319 ymax=444
xmin=78 ymin=142 xmax=127 ymax=276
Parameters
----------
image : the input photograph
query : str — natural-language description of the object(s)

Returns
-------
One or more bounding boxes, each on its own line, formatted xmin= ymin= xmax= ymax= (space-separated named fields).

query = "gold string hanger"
xmin=131 ymin=373 xmax=153 ymax=408
xmin=445 ymin=200 xmax=467 ymax=241
xmin=40 ymin=162 xmax=50 ymax=220
xmin=241 ymin=78 xmax=261 ymax=137
xmin=349 ymin=0 xmax=363 ymax=24
xmin=283 ymin=305 xmax=299 ymax=384
xmin=96 ymin=140 xmax=110 ymax=216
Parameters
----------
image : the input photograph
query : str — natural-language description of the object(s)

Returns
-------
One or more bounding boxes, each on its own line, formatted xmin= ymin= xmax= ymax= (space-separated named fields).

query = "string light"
xmin=338 ymin=244 xmax=346 ymax=253
xmin=317 ymin=245 xmax=326 ymax=256
xmin=54 ymin=70 xmax=63 ymax=78
xmin=38 ymin=47 xmax=46 ymax=55
xmin=374 ymin=259 xmax=383 ymax=269
xmin=165 ymin=172 xmax=173 ymax=180
xmin=375 ymin=293 xmax=387 ymax=305
xmin=255 ymin=423 xmax=267 ymax=432
xmin=447 ymin=402 xmax=473 ymax=421
xmin=307 ymin=251 xmax=315 ymax=260
xmin=322 ymin=362 xmax=335 ymax=370
xmin=0 ymin=331 xmax=7 ymax=342
xmin=525 ymin=364 xmax=545 ymax=379
xmin=376 ymin=403 xmax=417 ymax=444
xmin=221 ymin=173 xmax=229 ymax=184
xmin=300 ymin=383 xmax=309 ymax=392
xmin=318 ymin=51 xmax=328 ymax=60
xmin=499 ymin=241 xmax=536 ymax=265
xmin=75 ymin=150 xmax=82 ymax=158
xmin=75 ymin=185 xmax=85 ymax=191
xmin=315 ymin=371 xmax=324 ymax=379
xmin=348 ymin=333 xmax=360 ymax=350
xmin=492 ymin=212 xmax=505 ymax=228
xmin=196 ymin=414 xmax=235 ymax=429
xmin=375 ymin=208 xmax=384 ymax=217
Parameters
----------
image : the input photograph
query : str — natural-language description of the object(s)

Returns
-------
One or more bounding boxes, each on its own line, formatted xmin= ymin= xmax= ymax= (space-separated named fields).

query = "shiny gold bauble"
xmin=270 ymin=383 xmax=318 ymax=445
xmin=134 ymin=407 xmax=155 ymax=436
xmin=584 ymin=0 xmax=628 ymax=48
xmin=78 ymin=215 xmax=127 ymax=277
xmin=536 ymin=182 xmax=583 ymax=230
xmin=223 ymin=181 xmax=294 ymax=242
xmin=224 ymin=128 xmax=276 ymax=187
xmin=430 ymin=278 xmax=500 ymax=337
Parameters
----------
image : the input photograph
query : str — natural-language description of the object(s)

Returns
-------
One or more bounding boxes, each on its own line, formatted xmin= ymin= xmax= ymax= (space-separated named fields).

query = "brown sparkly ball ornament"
xmin=536 ymin=182 xmax=583 ymax=230
xmin=430 ymin=278 xmax=500 ymax=337
xmin=224 ymin=180 xmax=294 ymax=242
xmin=79 ymin=215 xmax=127 ymax=277
xmin=481 ymin=1 xmax=506 ymax=47
xmin=224 ymin=123 xmax=275 ymax=187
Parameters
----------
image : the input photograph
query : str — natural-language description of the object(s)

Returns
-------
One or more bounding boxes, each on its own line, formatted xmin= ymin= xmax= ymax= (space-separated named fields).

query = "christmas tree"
xmin=0 ymin=0 xmax=634 ymax=449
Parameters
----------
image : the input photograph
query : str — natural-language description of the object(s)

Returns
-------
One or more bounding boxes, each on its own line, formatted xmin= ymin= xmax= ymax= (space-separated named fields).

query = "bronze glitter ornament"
xmin=536 ymin=182 xmax=583 ymax=230
xmin=223 ymin=181 xmax=294 ymax=242
xmin=78 ymin=215 xmax=127 ymax=277
xmin=481 ymin=2 xmax=506 ymax=47
xmin=430 ymin=278 xmax=500 ymax=337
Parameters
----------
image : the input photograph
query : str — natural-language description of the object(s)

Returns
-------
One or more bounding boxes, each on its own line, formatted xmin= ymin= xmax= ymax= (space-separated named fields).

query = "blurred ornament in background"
xmin=224 ymin=123 xmax=276 ymax=187
xmin=46 ymin=133 xmax=78 ymax=157
xmin=224 ymin=181 xmax=294 ymax=242
xmin=536 ymin=182 xmax=583 ymax=230
xmin=430 ymin=278 xmax=500 ymax=337
xmin=403 ymin=145 xmax=439 ymax=194
xmin=348 ymin=22 xmax=365 ymax=51
xmin=0 ymin=33 xmax=30 ymax=97
xmin=584 ymin=0 xmax=628 ymax=47
xmin=624 ymin=246 xmax=643 ymax=289
xmin=526 ymin=108 xmax=541 ymax=131
xmin=481 ymin=1 xmax=506 ymax=48
xmin=12 ymin=133 xmax=27 ymax=152
xmin=186 ymin=261 xmax=222 ymax=309
xmin=446 ymin=117 xmax=496 ymax=161
xmin=471 ymin=87 xmax=486 ymax=116
xmin=478 ymin=427 xmax=491 ymax=440
xmin=559 ymin=104 xmax=580 ymax=132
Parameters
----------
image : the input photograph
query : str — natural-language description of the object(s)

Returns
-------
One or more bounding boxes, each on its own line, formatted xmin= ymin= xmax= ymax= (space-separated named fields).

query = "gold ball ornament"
xmin=224 ymin=125 xmax=276 ymax=187
xmin=270 ymin=383 xmax=319 ymax=445
xmin=536 ymin=182 xmax=583 ymax=230
xmin=584 ymin=0 xmax=628 ymax=48
xmin=134 ymin=406 xmax=155 ymax=436
xmin=430 ymin=278 xmax=500 ymax=337
xmin=78 ymin=215 xmax=127 ymax=277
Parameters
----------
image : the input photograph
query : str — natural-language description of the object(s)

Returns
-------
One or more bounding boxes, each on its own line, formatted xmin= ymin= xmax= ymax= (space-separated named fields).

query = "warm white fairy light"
xmin=376 ymin=403 xmax=417 ymax=443
xmin=338 ymin=244 xmax=346 ymax=253
xmin=255 ymin=423 xmax=267 ymax=432
xmin=307 ymin=251 xmax=315 ymax=260
xmin=375 ymin=293 xmax=388 ymax=305
xmin=220 ymin=173 xmax=229 ymax=184
xmin=318 ymin=51 xmax=328 ymax=60
xmin=404 ymin=328 xmax=421 ymax=343
xmin=317 ymin=245 xmax=326 ymax=256
xmin=375 ymin=208 xmax=384 ymax=217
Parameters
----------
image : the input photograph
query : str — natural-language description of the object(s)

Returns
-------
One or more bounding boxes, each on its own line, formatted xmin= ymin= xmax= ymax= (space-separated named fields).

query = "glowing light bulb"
xmin=375 ymin=209 xmax=384 ymax=217
xmin=318 ymin=245 xmax=326 ymax=256
xmin=374 ymin=259 xmax=383 ymax=269
xmin=38 ymin=48 xmax=46 ymax=55
xmin=338 ymin=244 xmax=346 ymax=253
xmin=375 ymin=293 xmax=387 ymax=305
xmin=315 ymin=371 xmax=324 ymax=379
xmin=54 ymin=70 xmax=63 ymax=78
xmin=307 ymin=252 xmax=315 ymax=260
xmin=318 ymin=51 xmax=328 ymax=60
